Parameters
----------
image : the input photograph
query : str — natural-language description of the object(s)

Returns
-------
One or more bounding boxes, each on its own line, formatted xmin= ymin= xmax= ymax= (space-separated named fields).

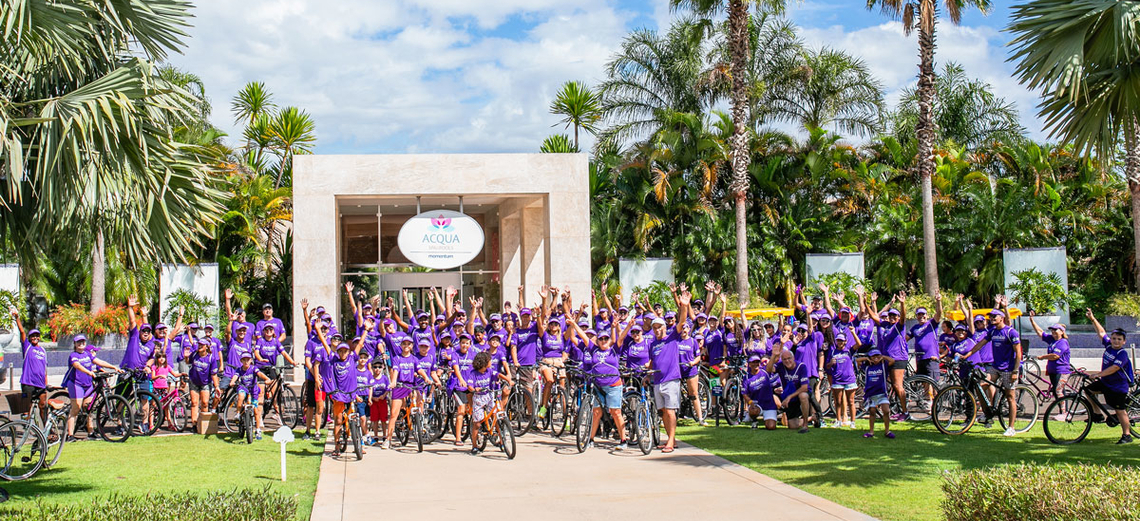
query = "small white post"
xmin=273 ymin=426 xmax=295 ymax=482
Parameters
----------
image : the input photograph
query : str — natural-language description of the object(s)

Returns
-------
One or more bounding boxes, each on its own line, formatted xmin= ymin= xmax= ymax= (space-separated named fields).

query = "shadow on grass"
xmin=0 ymin=472 xmax=97 ymax=501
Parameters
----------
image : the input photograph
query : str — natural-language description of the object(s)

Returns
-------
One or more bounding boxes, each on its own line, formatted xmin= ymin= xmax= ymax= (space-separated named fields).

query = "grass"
xmin=1 ymin=432 xmax=326 ymax=521
xmin=676 ymin=419 xmax=1140 ymax=521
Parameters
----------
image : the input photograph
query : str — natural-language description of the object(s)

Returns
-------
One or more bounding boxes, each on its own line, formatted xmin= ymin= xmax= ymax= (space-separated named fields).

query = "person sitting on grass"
xmin=744 ymin=354 xmax=781 ymax=430
xmin=229 ymin=351 xmax=271 ymax=440
xmin=856 ymin=349 xmax=894 ymax=439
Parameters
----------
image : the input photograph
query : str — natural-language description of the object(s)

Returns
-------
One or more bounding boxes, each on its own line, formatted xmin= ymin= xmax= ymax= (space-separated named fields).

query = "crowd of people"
xmin=12 ymin=280 xmax=1136 ymax=452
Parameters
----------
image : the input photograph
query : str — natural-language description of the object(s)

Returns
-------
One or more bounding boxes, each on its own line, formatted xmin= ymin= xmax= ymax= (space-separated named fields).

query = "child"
xmin=825 ymin=334 xmax=858 ymax=428
xmin=466 ymin=351 xmax=502 ymax=455
xmin=318 ymin=327 xmax=363 ymax=457
xmin=353 ymin=352 xmax=375 ymax=445
xmin=229 ymin=351 xmax=270 ymax=440
xmin=856 ymin=349 xmax=895 ymax=439
xmin=369 ymin=361 xmax=390 ymax=443
xmin=147 ymin=352 xmax=184 ymax=432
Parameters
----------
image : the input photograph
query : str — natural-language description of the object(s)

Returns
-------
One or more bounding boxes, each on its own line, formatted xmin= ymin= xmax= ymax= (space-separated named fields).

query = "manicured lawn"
xmin=677 ymin=419 xmax=1140 ymax=521
xmin=2 ymin=432 xmax=326 ymax=521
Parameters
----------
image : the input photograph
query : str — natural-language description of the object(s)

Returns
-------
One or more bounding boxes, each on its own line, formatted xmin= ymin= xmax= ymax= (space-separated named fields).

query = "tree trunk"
xmin=573 ymin=124 xmax=580 ymax=152
xmin=915 ymin=17 xmax=940 ymax=297
xmin=91 ymin=228 xmax=106 ymax=313
xmin=727 ymin=0 xmax=751 ymax=306
xmin=1127 ymin=120 xmax=1140 ymax=291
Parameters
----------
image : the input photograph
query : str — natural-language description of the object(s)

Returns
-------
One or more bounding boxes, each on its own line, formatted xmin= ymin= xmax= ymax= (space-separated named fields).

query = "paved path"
xmin=310 ymin=433 xmax=875 ymax=521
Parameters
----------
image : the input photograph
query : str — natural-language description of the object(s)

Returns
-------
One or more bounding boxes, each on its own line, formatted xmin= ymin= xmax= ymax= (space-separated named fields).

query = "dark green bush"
xmin=942 ymin=463 xmax=1140 ymax=521
xmin=0 ymin=487 xmax=297 ymax=521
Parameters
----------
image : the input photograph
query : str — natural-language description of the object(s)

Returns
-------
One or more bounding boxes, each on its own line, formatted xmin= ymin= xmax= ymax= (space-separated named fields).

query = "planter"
xmin=1018 ymin=314 xmax=1060 ymax=335
xmin=0 ymin=330 xmax=16 ymax=353
xmin=1106 ymin=315 xmax=1138 ymax=332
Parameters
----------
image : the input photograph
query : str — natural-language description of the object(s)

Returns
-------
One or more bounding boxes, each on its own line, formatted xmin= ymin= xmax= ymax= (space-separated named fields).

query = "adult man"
xmin=256 ymin=302 xmax=287 ymax=343
xmin=964 ymin=295 xmax=1021 ymax=437
xmin=648 ymin=289 xmax=689 ymax=453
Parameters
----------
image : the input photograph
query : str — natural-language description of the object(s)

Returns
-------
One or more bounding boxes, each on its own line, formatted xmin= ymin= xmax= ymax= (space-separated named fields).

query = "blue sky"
xmin=171 ymin=0 xmax=1046 ymax=155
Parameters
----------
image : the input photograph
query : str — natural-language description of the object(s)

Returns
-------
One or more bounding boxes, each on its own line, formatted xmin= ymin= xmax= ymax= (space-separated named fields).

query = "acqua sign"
xmin=397 ymin=210 xmax=485 ymax=270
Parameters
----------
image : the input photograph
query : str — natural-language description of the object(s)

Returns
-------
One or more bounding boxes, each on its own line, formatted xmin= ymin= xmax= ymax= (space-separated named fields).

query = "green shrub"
xmin=163 ymin=288 xmax=219 ymax=325
xmin=0 ymin=487 xmax=297 ymax=521
xmin=1008 ymin=267 xmax=1071 ymax=314
xmin=1107 ymin=293 xmax=1140 ymax=326
xmin=942 ymin=463 xmax=1140 ymax=521
xmin=803 ymin=272 xmax=870 ymax=300
xmin=0 ymin=289 xmax=25 ymax=330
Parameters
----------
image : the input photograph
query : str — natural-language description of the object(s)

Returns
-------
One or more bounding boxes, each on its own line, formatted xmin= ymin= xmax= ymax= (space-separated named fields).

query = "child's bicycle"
xmin=154 ymin=376 xmax=193 ymax=432
xmin=1043 ymin=371 xmax=1140 ymax=444
xmin=471 ymin=388 xmax=516 ymax=459
xmin=335 ymin=386 xmax=373 ymax=461
xmin=391 ymin=383 xmax=429 ymax=453
xmin=237 ymin=399 xmax=257 ymax=444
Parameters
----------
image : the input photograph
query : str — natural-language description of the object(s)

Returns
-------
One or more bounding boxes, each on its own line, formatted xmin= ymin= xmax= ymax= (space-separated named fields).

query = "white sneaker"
xmin=614 ymin=442 xmax=624 ymax=451
xmin=846 ymin=421 xmax=856 ymax=429
xmin=1003 ymin=428 xmax=1016 ymax=437
xmin=382 ymin=439 xmax=391 ymax=449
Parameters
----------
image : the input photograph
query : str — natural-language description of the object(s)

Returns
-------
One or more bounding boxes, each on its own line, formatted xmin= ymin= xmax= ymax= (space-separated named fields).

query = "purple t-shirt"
xmin=825 ymin=346 xmax=856 ymax=385
xmin=225 ymin=340 xmax=251 ymax=378
xmin=187 ymin=351 xmax=219 ymax=387
xmin=540 ymin=332 xmax=566 ymax=359
xmin=971 ymin=330 xmax=993 ymax=363
xmin=63 ymin=351 xmax=95 ymax=388
xmin=448 ymin=347 xmax=477 ymax=390
xmin=513 ymin=323 xmax=540 ymax=365
xmin=1042 ymin=333 xmax=1071 ymax=375
xmin=863 ymin=358 xmax=890 ymax=397
xmin=985 ymin=326 xmax=1021 ymax=371
xmin=776 ymin=362 xmax=809 ymax=400
xmin=793 ymin=333 xmax=821 ymax=378
xmin=649 ymin=331 xmax=681 ymax=384
xmin=354 ymin=370 xmax=373 ymax=400
xmin=391 ymin=353 xmax=420 ymax=385
xmin=1100 ymin=336 xmax=1134 ymax=393
xmin=743 ymin=371 xmax=780 ymax=410
xmin=328 ymin=352 xmax=358 ymax=403
xmin=121 ymin=326 xmax=152 ymax=370
xmin=468 ymin=367 xmax=495 ymax=392
xmin=880 ymin=322 xmax=906 ymax=361
xmin=624 ymin=336 xmax=652 ymax=368
xmin=854 ymin=319 xmax=876 ymax=347
xmin=256 ymin=317 xmax=286 ymax=339
xmin=254 ymin=337 xmax=284 ymax=368
xmin=304 ymin=338 xmax=322 ymax=382
xmin=233 ymin=364 xmax=263 ymax=397
xmin=20 ymin=339 xmax=47 ymax=388
xmin=370 ymin=372 xmax=390 ymax=398
xmin=909 ymin=321 xmax=939 ymax=360
xmin=586 ymin=346 xmax=622 ymax=387
xmin=415 ymin=349 xmax=437 ymax=377
xmin=953 ymin=338 xmax=979 ymax=364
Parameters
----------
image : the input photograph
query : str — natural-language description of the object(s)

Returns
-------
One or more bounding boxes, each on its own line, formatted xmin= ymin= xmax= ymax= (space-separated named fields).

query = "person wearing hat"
xmin=448 ymin=332 xmax=479 ymax=445
xmin=223 ymin=288 xmax=256 ymax=341
xmin=511 ymin=286 xmax=542 ymax=390
xmin=824 ymin=331 xmax=860 ymax=428
xmin=219 ymin=322 xmax=254 ymax=411
xmin=617 ymin=319 xmax=651 ymax=369
xmin=676 ymin=319 xmax=706 ymax=426
xmin=122 ymin=295 xmax=156 ymax=372
xmin=344 ymin=281 xmax=370 ymax=338
xmin=62 ymin=333 xmax=121 ymax=440
xmin=256 ymin=300 xmax=286 ymax=343
xmin=1084 ymin=310 xmax=1134 ymax=444
xmin=770 ymin=341 xmax=812 ymax=433
xmin=367 ymin=358 xmax=391 ymax=444
xmin=412 ymin=338 xmax=442 ymax=389
xmin=852 ymin=286 xmax=878 ymax=355
xmin=868 ymin=291 xmax=909 ymax=422
xmin=254 ymin=322 xmax=297 ymax=419
xmin=384 ymin=333 xmax=431 ymax=450
xmin=351 ymin=351 xmax=376 ymax=445
xmin=535 ymin=290 xmax=571 ymax=420
xmin=855 ymin=348 xmax=895 ymax=439
xmin=314 ymin=324 xmax=363 ymax=456
xmin=302 ymin=318 xmax=330 ymax=441
xmin=186 ymin=337 xmax=220 ymax=432
xmin=11 ymin=305 xmax=48 ymax=423
xmin=961 ymin=295 xmax=1022 ymax=437
xmin=744 ymin=354 xmax=781 ymax=430
xmin=1027 ymin=310 xmax=1071 ymax=402
xmin=906 ymin=294 xmax=945 ymax=412
xmin=949 ymin=322 xmax=979 ymax=384
xmin=565 ymin=317 xmax=627 ymax=450
xmin=228 ymin=348 xmax=271 ymax=440
xmin=648 ymin=290 xmax=691 ymax=453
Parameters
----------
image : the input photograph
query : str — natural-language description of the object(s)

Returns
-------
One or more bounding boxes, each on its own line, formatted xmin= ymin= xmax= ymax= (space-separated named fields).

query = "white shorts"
xmin=831 ymin=383 xmax=858 ymax=391
xmin=866 ymin=394 xmax=890 ymax=407
xmin=471 ymin=393 xmax=495 ymax=423
xmin=654 ymin=380 xmax=681 ymax=410
xmin=749 ymin=409 xmax=777 ymax=421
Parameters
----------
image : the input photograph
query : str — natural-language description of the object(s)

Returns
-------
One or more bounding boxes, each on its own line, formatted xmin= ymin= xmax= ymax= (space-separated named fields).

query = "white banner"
xmin=397 ymin=210 xmax=485 ymax=270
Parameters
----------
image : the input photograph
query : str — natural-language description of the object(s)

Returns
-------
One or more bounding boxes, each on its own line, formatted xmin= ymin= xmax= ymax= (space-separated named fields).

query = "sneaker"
xmin=829 ymin=421 xmax=843 ymax=429
xmin=698 ymin=420 xmax=708 ymax=427
xmin=587 ymin=440 xmax=594 ymax=450
xmin=896 ymin=413 xmax=910 ymax=423
xmin=382 ymin=439 xmax=391 ymax=450
xmin=255 ymin=431 xmax=263 ymax=441
xmin=302 ymin=433 xmax=311 ymax=441
xmin=885 ymin=432 xmax=895 ymax=439
xmin=470 ymin=447 xmax=482 ymax=455
xmin=798 ymin=427 xmax=810 ymax=434
xmin=1003 ymin=428 xmax=1016 ymax=437
xmin=615 ymin=441 xmax=625 ymax=451
xmin=750 ymin=421 xmax=758 ymax=430
xmin=1051 ymin=413 xmax=1068 ymax=422
xmin=1117 ymin=434 xmax=1134 ymax=445
xmin=846 ymin=421 xmax=857 ymax=429
xmin=65 ymin=435 xmax=79 ymax=443
xmin=538 ymin=406 xmax=548 ymax=418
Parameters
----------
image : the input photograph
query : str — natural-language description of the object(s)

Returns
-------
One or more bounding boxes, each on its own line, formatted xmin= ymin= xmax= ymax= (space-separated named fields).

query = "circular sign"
xmin=397 ymin=210 xmax=485 ymax=270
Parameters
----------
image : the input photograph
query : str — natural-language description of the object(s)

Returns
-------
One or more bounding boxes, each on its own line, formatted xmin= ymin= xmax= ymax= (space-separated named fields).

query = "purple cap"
xmin=1049 ymin=323 xmax=1067 ymax=331
xmin=630 ymin=325 xmax=642 ymax=332
xmin=490 ymin=313 xmax=502 ymax=321
xmin=384 ymin=319 xmax=396 ymax=326
xmin=547 ymin=317 xmax=560 ymax=325
xmin=708 ymin=315 xmax=719 ymax=321
xmin=198 ymin=337 xmax=210 ymax=345
xmin=520 ymin=308 xmax=533 ymax=316
xmin=879 ymin=312 xmax=888 ymax=318
xmin=618 ymin=306 xmax=629 ymax=313
xmin=953 ymin=324 xmax=968 ymax=331
xmin=204 ymin=324 xmax=214 ymax=330
xmin=887 ymin=309 xmax=900 ymax=316
xmin=240 ymin=351 xmax=253 ymax=359
xmin=456 ymin=309 xmax=467 ymax=315
xmin=155 ymin=322 xmax=167 ymax=330
xmin=644 ymin=313 xmax=657 ymax=321
xmin=416 ymin=312 xmax=429 ymax=319
xmin=451 ymin=321 xmax=465 ymax=328
xmin=597 ymin=330 xmax=611 ymax=339
xmin=315 ymin=306 xmax=325 ymax=313
xmin=839 ymin=307 xmax=852 ymax=314
xmin=585 ymin=329 xmax=597 ymax=336
xmin=329 ymin=333 xmax=343 ymax=341
xmin=416 ymin=339 xmax=429 ymax=346
xmin=140 ymin=323 xmax=152 ymax=331
xmin=795 ymin=324 xmax=808 ymax=332
xmin=915 ymin=307 xmax=928 ymax=315
xmin=435 ymin=314 xmax=446 ymax=321
xmin=236 ymin=324 xmax=249 ymax=331
xmin=28 ymin=328 xmax=41 ymax=336
xmin=362 ymin=303 xmax=373 ymax=310
xmin=73 ymin=334 xmax=87 ymax=343
xmin=459 ymin=333 xmax=472 ymax=340
xmin=188 ymin=322 xmax=199 ymax=329
xmin=696 ymin=313 xmax=708 ymax=320
xmin=748 ymin=355 xmax=763 ymax=363
xmin=988 ymin=309 xmax=1005 ymax=317
xmin=973 ymin=314 xmax=986 ymax=322
xmin=664 ymin=311 xmax=677 ymax=319
xmin=490 ymin=332 xmax=504 ymax=341
xmin=867 ymin=349 xmax=882 ymax=357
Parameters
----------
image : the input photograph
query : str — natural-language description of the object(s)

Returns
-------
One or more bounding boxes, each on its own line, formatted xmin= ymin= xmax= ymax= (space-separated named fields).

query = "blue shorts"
xmin=354 ymin=401 xmax=369 ymax=418
xmin=236 ymin=388 xmax=260 ymax=406
xmin=593 ymin=383 xmax=623 ymax=410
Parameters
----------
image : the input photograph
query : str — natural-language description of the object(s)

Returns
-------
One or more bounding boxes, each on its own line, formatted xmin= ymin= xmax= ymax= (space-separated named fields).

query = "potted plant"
xmin=1106 ymin=293 xmax=1140 ymax=331
xmin=0 ymin=289 xmax=24 ymax=352
xmin=1007 ymin=268 xmax=1070 ymax=333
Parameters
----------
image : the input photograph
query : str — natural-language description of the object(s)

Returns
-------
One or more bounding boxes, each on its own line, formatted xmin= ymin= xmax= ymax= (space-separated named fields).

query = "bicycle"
xmin=152 ymin=376 xmax=193 ymax=433
xmin=535 ymin=360 xmax=569 ymax=437
xmin=710 ymin=355 xmax=746 ymax=426
xmin=621 ymin=367 xmax=659 ymax=455
xmin=471 ymin=388 xmax=516 ymax=459
xmin=260 ymin=364 xmax=302 ymax=430
xmin=0 ymin=418 xmax=47 ymax=481
xmin=335 ymin=386 xmax=373 ymax=460
xmin=1043 ymin=372 xmax=1140 ymax=445
xmin=391 ymin=383 xmax=428 ymax=452
xmin=19 ymin=388 xmax=70 ymax=469
xmin=50 ymin=371 xmax=134 ymax=442
xmin=931 ymin=361 xmax=1039 ymax=435
xmin=506 ymin=365 xmax=537 ymax=436
xmin=569 ymin=367 xmax=619 ymax=453
xmin=115 ymin=369 xmax=162 ymax=437
xmin=238 ymin=399 xmax=256 ymax=444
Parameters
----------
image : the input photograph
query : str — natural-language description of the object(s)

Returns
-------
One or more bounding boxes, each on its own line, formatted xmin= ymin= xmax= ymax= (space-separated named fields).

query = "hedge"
xmin=0 ymin=487 xmax=297 ymax=521
xmin=942 ymin=463 xmax=1140 ymax=521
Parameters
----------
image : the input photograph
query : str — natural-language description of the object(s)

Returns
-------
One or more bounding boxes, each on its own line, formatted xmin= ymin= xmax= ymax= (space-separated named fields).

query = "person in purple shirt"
xmin=567 ymin=320 xmax=627 ymax=450
xmin=448 ymin=334 xmax=478 ymax=446
xmin=256 ymin=302 xmax=286 ymax=343
xmin=648 ymin=289 xmax=689 ymax=453
xmin=466 ymin=351 xmax=510 ymax=455
xmin=825 ymin=334 xmax=859 ymax=428
xmin=1086 ymin=310 xmax=1135 ymax=444
xmin=222 ymin=324 xmax=253 ymax=401
xmin=228 ymin=351 xmax=270 ymax=439
xmin=856 ymin=349 xmax=895 ymax=439
xmin=617 ymin=322 xmax=651 ymax=369
xmin=907 ymin=294 xmax=945 ymax=409
xmin=676 ymin=322 xmax=705 ymax=426
xmin=769 ymin=344 xmax=811 ymax=433
xmin=963 ymin=295 xmax=1022 ymax=437
xmin=253 ymin=323 xmax=296 ymax=422
xmin=949 ymin=324 xmax=978 ymax=383
xmin=315 ymin=325 xmax=362 ymax=457
xmin=383 ymin=335 xmax=431 ymax=450
xmin=1028 ymin=311 xmax=1071 ymax=402
xmin=414 ymin=338 xmax=442 ymax=388
xmin=744 ymin=355 xmax=782 ymax=430
xmin=12 ymin=306 xmax=48 ymax=422
xmin=511 ymin=305 xmax=541 ymax=386
xmin=868 ymin=291 xmax=908 ymax=421
xmin=62 ymin=334 xmax=121 ymax=441
xmin=186 ymin=338 xmax=220 ymax=433
xmin=121 ymin=295 xmax=155 ymax=371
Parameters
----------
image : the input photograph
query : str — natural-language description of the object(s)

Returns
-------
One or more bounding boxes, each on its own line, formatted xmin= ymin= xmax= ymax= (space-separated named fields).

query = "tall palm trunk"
xmin=1128 ymin=120 xmax=1140 ymax=291
xmin=915 ymin=16 xmax=940 ymax=297
xmin=91 ymin=228 xmax=106 ymax=313
xmin=727 ymin=0 xmax=751 ymax=306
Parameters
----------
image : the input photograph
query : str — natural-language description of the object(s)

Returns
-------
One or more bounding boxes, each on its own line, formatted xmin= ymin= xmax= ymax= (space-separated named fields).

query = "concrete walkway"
xmin=310 ymin=433 xmax=875 ymax=521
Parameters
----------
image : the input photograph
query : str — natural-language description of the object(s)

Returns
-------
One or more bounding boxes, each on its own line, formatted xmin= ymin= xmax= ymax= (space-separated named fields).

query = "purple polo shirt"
xmin=513 ymin=323 xmax=540 ymax=365
xmin=909 ymin=321 xmax=939 ymax=360
xmin=187 ymin=351 xmax=219 ymax=387
xmin=1042 ymin=334 xmax=1071 ymax=375
xmin=649 ymin=331 xmax=681 ymax=384
xmin=985 ymin=325 xmax=1021 ymax=372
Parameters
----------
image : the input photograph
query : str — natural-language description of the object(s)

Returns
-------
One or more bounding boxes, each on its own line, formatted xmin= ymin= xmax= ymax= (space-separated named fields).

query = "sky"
xmin=168 ymin=0 xmax=1048 ymax=155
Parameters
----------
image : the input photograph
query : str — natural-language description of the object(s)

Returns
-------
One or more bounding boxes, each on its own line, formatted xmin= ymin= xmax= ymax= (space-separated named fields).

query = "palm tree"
xmin=269 ymin=106 xmax=316 ymax=188
xmin=866 ymin=0 xmax=993 ymax=297
xmin=770 ymin=47 xmax=885 ymax=137
xmin=540 ymin=134 xmax=578 ymax=153
xmin=671 ymin=0 xmax=787 ymax=305
xmin=1006 ymin=0 xmax=1140 ymax=289
xmin=891 ymin=62 xmax=1023 ymax=149
xmin=232 ymin=82 xmax=276 ymax=130
xmin=550 ymin=81 xmax=602 ymax=150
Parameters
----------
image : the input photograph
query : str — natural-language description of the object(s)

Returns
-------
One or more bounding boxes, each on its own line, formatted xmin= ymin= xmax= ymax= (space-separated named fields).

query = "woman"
xmin=567 ymin=320 xmax=626 ymax=449
xmin=448 ymin=333 xmax=477 ymax=446
xmin=62 ymin=334 xmax=121 ymax=441
xmin=1028 ymin=311 xmax=1071 ymax=402
xmin=676 ymin=322 xmax=705 ymax=425
xmin=186 ymin=337 xmax=220 ymax=433
xmin=384 ymin=337 xmax=430 ymax=449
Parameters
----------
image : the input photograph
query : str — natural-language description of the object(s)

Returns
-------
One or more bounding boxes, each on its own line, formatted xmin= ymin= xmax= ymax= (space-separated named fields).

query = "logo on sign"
xmin=397 ymin=210 xmax=485 ymax=270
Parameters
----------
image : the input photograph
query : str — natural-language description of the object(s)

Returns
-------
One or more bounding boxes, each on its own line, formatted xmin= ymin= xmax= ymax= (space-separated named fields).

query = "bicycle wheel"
xmin=220 ymin=394 xmax=242 ymax=434
xmin=903 ymin=375 xmax=937 ymax=422
xmin=1043 ymin=394 xmax=1092 ymax=445
xmin=43 ymin=415 xmax=67 ymax=469
xmin=476 ymin=422 xmax=488 ymax=452
xmin=549 ymin=389 xmax=568 ymax=437
xmin=351 ymin=419 xmax=364 ymax=460
xmin=506 ymin=387 xmax=534 ymax=437
xmin=998 ymin=385 xmax=1039 ymax=434
xmin=413 ymin=412 xmax=424 ymax=453
xmin=280 ymin=386 xmax=302 ymax=429
xmin=722 ymin=380 xmax=742 ymax=426
xmin=575 ymin=394 xmax=595 ymax=453
xmin=244 ymin=407 xmax=255 ymax=444
xmin=696 ymin=377 xmax=711 ymax=420
xmin=0 ymin=420 xmax=47 ymax=481
xmin=498 ymin=417 xmax=516 ymax=459
xmin=635 ymin=402 xmax=651 ymax=455
xmin=95 ymin=395 xmax=134 ymax=443
xmin=423 ymin=409 xmax=444 ymax=443
xmin=395 ymin=414 xmax=410 ymax=447
xmin=931 ymin=385 xmax=977 ymax=435
xmin=819 ymin=390 xmax=834 ymax=419
xmin=132 ymin=390 xmax=162 ymax=437
xmin=169 ymin=395 xmax=190 ymax=433
xmin=1023 ymin=358 xmax=1041 ymax=380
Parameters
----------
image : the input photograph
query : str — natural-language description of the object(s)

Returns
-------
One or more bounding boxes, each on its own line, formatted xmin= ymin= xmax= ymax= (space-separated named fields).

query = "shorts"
xmin=891 ymin=360 xmax=908 ymax=371
xmin=217 ymin=375 xmax=233 ymax=390
xmin=782 ymin=398 xmax=803 ymax=419
xmin=594 ymin=383 xmax=623 ymax=410
xmin=66 ymin=382 xmax=94 ymax=400
xmin=261 ymin=366 xmax=279 ymax=380
xmin=370 ymin=398 xmax=389 ymax=423
xmin=983 ymin=364 xmax=998 ymax=380
xmin=517 ymin=366 xmax=537 ymax=387
xmin=996 ymin=371 xmax=1015 ymax=389
xmin=303 ymin=380 xmax=317 ymax=407
xmin=471 ymin=392 xmax=495 ymax=422
xmin=654 ymin=380 xmax=681 ymax=410
xmin=681 ymin=364 xmax=701 ymax=380
xmin=21 ymin=384 xmax=47 ymax=401
xmin=332 ymin=401 xmax=348 ymax=423
xmin=451 ymin=389 xmax=472 ymax=406
xmin=189 ymin=380 xmax=211 ymax=392
xmin=236 ymin=388 xmax=260 ymax=406
xmin=1088 ymin=381 xmax=1128 ymax=410
xmin=917 ymin=358 xmax=940 ymax=383
xmin=354 ymin=400 xmax=369 ymax=418
xmin=748 ymin=406 xmax=777 ymax=422
xmin=866 ymin=394 xmax=890 ymax=407
xmin=541 ymin=357 xmax=565 ymax=377
xmin=390 ymin=385 xmax=413 ymax=401
xmin=830 ymin=382 xmax=858 ymax=391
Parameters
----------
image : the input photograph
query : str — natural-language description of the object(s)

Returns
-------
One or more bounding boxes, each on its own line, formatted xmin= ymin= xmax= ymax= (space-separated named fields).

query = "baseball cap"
xmin=867 ymin=349 xmax=882 ymax=357
xmin=748 ymin=355 xmax=762 ymax=363
xmin=520 ymin=308 xmax=533 ymax=316
xmin=887 ymin=309 xmax=900 ymax=316
xmin=988 ymin=309 xmax=1005 ymax=317
xmin=73 ymin=334 xmax=87 ymax=343
xmin=953 ymin=324 xmax=968 ymax=331
xmin=490 ymin=313 xmax=502 ymax=321
xmin=651 ymin=318 xmax=666 ymax=326
xmin=915 ymin=307 xmax=928 ymax=315
xmin=1048 ymin=323 xmax=1067 ymax=331
xmin=263 ymin=303 xmax=273 ymax=310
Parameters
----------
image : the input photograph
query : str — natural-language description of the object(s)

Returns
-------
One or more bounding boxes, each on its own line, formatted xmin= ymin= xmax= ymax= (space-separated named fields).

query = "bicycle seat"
xmin=47 ymin=399 xmax=68 ymax=410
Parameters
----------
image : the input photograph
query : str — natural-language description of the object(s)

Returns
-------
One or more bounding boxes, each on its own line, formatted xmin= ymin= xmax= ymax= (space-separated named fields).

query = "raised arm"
xmin=1087 ymin=308 xmax=1106 ymax=338
xmin=344 ymin=281 xmax=360 ymax=318
xmin=1027 ymin=310 xmax=1044 ymax=336
xmin=301 ymin=298 xmax=312 ymax=336
xmin=820 ymin=283 xmax=835 ymax=318
xmin=9 ymin=305 xmax=24 ymax=343
xmin=933 ymin=293 xmax=944 ymax=324
xmin=127 ymin=295 xmax=140 ymax=329
xmin=677 ymin=290 xmax=691 ymax=334
xmin=965 ymin=299 xmax=976 ymax=335
xmin=224 ymin=288 xmax=236 ymax=321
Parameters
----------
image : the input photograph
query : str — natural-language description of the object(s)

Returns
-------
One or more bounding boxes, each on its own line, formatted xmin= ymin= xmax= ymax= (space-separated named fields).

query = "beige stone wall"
xmin=292 ymin=153 xmax=591 ymax=369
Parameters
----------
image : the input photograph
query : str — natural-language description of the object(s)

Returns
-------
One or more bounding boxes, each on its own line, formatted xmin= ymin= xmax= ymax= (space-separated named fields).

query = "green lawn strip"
xmin=677 ymin=421 xmax=1140 ymax=521
xmin=3 ymin=433 xmax=326 ymax=521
